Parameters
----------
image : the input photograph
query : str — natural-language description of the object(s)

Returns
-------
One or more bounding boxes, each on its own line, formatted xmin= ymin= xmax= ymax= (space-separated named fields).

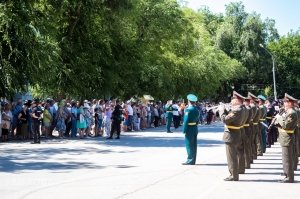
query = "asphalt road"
xmin=0 ymin=123 xmax=299 ymax=199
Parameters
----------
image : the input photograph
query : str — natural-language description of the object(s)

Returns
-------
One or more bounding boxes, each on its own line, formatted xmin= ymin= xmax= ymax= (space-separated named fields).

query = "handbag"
xmin=1 ymin=120 xmax=11 ymax=129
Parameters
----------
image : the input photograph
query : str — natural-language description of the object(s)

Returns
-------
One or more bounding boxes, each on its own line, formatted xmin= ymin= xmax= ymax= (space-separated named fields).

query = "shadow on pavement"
xmin=0 ymin=147 xmax=136 ymax=173
xmin=196 ymin=163 xmax=227 ymax=166
xmin=99 ymin=135 xmax=224 ymax=148
xmin=240 ymin=179 xmax=281 ymax=183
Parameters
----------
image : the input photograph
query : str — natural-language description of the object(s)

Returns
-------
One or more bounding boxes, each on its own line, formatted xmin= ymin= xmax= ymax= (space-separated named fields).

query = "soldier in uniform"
xmin=107 ymin=100 xmax=123 ymax=139
xmin=248 ymin=92 xmax=258 ymax=160
xmin=164 ymin=100 xmax=173 ymax=133
xmin=243 ymin=97 xmax=253 ymax=168
xmin=257 ymin=95 xmax=267 ymax=154
xmin=182 ymin=94 xmax=200 ymax=165
xmin=220 ymin=91 xmax=244 ymax=181
xmin=293 ymin=101 xmax=300 ymax=170
xmin=265 ymin=100 xmax=275 ymax=147
xmin=275 ymin=93 xmax=298 ymax=183
xmin=237 ymin=96 xmax=247 ymax=173
xmin=31 ymin=99 xmax=43 ymax=144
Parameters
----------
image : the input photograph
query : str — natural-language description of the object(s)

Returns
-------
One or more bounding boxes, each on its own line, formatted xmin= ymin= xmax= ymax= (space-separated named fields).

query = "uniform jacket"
xmin=252 ymin=104 xmax=261 ymax=123
xmin=182 ymin=105 xmax=200 ymax=134
xmin=221 ymin=105 xmax=244 ymax=144
xmin=164 ymin=104 xmax=173 ymax=118
xmin=278 ymin=107 xmax=298 ymax=147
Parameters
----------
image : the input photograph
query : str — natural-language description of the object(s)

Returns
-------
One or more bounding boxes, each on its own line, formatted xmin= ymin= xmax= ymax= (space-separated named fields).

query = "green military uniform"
xmin=252 ymin=100 xmax=261 ymax=156
xmin=221 ymin=91 xmax=244 ymax=181
xmin=276 ymin=93 xmax=298 ymax=183
xmin=295 ymin=106 xmax=300 ymax=169
xmin=248 ymin=92 xmax=258 ymax=160
xmin=164 ymin=101 xmax=173 ymax=133
xmin=237 ymin=104 xmax=247 ymax=173
xmin=244 ymin=99 xmax=253 ymax=167
xmin=258 ymin=95 xmax=267 ymax=154
xmin=182 ymin=94 xmax=200 ymax=165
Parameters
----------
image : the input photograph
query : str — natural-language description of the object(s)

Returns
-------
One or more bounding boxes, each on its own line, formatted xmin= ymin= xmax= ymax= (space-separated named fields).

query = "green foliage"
xmin=1 ymin=0 xmax=289 ymax=101
xmin=269 ymin=31 xmax=300 ymax=98
xmin=200 ymin=2 xmax=281 ymax=97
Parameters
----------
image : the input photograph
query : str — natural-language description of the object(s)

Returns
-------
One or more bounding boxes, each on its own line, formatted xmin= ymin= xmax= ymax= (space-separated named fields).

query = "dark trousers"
xmin=166 ymin=116 xmax=172 ymax=132
xmin=257 ymin=124 xmax=263 ymax=155
xmin=244 ymin=126 xmax=252 ymax=168
xmin=185 ymin=132 xmax=198 ymax=164
xmin=237 ymin=128 xmax=246 ymax=173
xmin=32 ymin=121 xmax=41 ymax=143
xmin=252 ymin=124 xmax=258 ymax=159
xmin=226 ymin=142 xmax=239 ymax=180
xmin=154 ymin=116 xmax=159 ymax=127
xmin=127 ymin=115 xmax=133 ymax=130
xmin=173 ymin=115 xmax=180 ymax=129
xmin=110 ymin=120 xmax=121 ymax=138
xmin=282 ymin=139 xmax=294 ymax=182
xmin=65 ymin=120 xmax=72 ymax=137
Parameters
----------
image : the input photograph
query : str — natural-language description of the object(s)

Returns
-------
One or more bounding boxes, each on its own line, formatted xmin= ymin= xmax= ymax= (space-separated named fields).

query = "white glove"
xmin=218 ymin=104 xmax=225 ymax=116
xmin=275 ymin=114 xmax=284 ymax=127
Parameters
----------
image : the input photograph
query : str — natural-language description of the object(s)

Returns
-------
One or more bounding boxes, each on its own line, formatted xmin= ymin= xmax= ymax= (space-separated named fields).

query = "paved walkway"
xmin=0 ymin=123 xmax=299 ymax=199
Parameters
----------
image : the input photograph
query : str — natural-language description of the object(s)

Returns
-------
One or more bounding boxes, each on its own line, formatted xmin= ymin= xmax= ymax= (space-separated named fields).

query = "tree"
xmin=269 ymin=31 xmax=300 ymax=98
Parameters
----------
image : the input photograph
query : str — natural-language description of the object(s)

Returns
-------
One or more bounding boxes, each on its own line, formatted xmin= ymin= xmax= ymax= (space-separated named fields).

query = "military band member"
xmin=248 ymin=92 xmax=259 ymax=160
xmin=243 ymin=97 xmax=253 ymax=168
xmin=265 ymin=100 xmax=275 ymax=147
xmin=164 ymin=100 xmax=173 ymax=133
xmin=237 ymin=97 xmax=247 ymax=173
xmin=275 ymin=93 xmax=298 ymax=183
xmin=257 ymin=95 xmax=267 ymax=154
xmin=293 ymin=101 xmax=300 ymax=170
xmin=182 ymin=94 xmax=200 ymax=165
xmin=220 ymin=91 xmax=244 ymax=181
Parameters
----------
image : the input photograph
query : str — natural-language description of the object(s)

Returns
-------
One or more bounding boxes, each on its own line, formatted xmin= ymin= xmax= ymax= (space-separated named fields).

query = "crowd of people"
xmin=0 ymin=97 xmax=219 ymax=143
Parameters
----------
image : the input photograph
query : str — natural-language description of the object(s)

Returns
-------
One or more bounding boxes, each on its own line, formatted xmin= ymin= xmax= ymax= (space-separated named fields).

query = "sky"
xmin=186 ymin=0 xmax=300 ymax=36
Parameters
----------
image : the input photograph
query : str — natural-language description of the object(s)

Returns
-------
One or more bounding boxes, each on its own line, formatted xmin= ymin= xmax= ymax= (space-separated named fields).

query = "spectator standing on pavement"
xmin=43 ymin=103 xmax=52 ymax=138
xmin=1 ymin=103 xmax=12 ymax=142
xmin=71 ymin=101 xmax=78 ymax=137
xmin=107 ymin=100 xmax=123 ymax=139
xmin=18 ymin=104 xmax=28 ymax=140
xmin=153 ymin=104 xmax=159 ymax=128
xmin=77 ymin=101 xmax=87 ymax=139
xmin=172 ymin=101 xmax=180 ymax=129
xmin=126 ymin=101 xmax=133 ymax=131
xmin=31 ymin=99 xmax=43 ymax=144
xmin=12 ymin=99 xmax=23 ymax=138
xmin=103 ymin=101 xmax=112 ymax=137
xmin=56 ymin=100 xmax=67 ymax=138
xmin=84 ymin=103 xmax=92 ymax=137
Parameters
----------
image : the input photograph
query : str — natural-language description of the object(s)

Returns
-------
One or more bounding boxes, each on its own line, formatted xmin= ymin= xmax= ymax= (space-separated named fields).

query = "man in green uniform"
xmin=237 ymin=97 xmax=247 ymax=174
xmin=294 ymin=101 xmax=300 ymax=170
xmin=275 ymin=93 xmax=298 ymax=183
xmin=182 ymin=94 xmax=200 ymax=165
xmin=248 ymin=92 xmax=258 ymax=161
xmin=250 ymin=93 xmax=262 ymax=157
xmin=220 ymin=91 xmax=244 ymax=181
xmin=257 ymin=95 xmax=267 ymax=154
xmin=164 ymin=100 xmax=173 ymax=133
xmin=242 ymin=97 xmax=253 ymax=169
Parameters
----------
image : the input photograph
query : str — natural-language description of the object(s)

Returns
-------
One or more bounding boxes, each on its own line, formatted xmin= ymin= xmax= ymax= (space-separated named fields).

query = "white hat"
xmin=83 ymin=103 xmax=90 ymax=109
